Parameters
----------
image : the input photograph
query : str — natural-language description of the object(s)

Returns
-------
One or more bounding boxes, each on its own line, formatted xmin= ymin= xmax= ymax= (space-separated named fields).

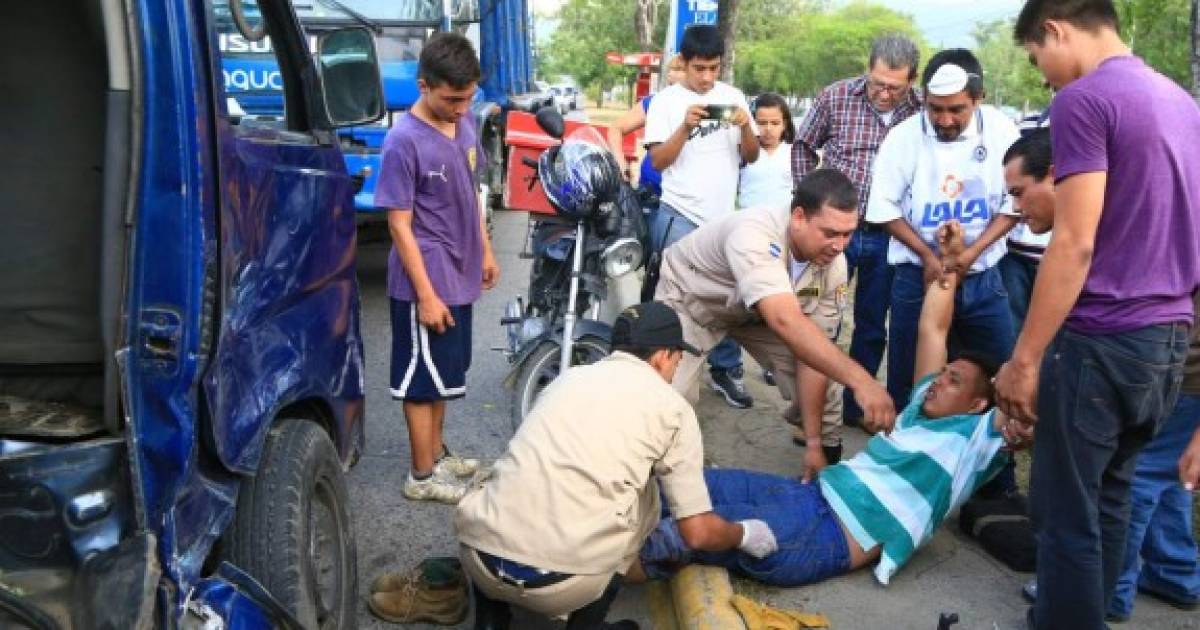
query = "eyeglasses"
xmin=866 ymin=77 xmax=909 ymax=95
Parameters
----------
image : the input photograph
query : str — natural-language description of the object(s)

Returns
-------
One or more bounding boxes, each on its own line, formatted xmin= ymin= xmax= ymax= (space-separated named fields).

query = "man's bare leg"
xmin=404 ymin=400 xmax=438 ymax=475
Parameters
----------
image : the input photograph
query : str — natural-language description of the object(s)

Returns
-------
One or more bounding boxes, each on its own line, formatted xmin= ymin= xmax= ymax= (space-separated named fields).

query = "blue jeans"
xmin=841 ymin=229 xmax=894 ymax=422
xmin=652 ymin=203 xmax=742 ymax=372
xmin=1108 ymin=393 xmax=1200 ymax=618
xmin=639 ymin=469 xmax=851 ymax=587
xmin=886 ymin=263 xmax=1016 ymax=407
xmin=1029 ymin=325 xmax=1189 ymax=630
xmin=998 ymin=252 xmax=1038 ymax=333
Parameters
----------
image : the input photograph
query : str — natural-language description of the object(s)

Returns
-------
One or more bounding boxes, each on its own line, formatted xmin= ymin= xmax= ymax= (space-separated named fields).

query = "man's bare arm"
xmin=649 ymin=105 xmax=705 ymax=171
xmin=798 ymin=363 xmax=830 ymax=481
xmin=915 ymin=221 xmax=965 ymax=381
xmin=995 ymin=172 xmax=1105 ymax=423
xmin=953 ymin=214 xmax=1019 ymax=273
xmin=607 ymin=102 xmax=646 ymax=175
xmin=756 ymin=293 xmax=896 ymax=430
xmin=883 ymin=218 xmax=943 ymax=285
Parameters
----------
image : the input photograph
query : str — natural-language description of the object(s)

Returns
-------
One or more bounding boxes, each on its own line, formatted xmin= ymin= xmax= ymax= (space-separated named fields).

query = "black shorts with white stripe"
xmin=389 ymin=299 xmax=473 ymax=402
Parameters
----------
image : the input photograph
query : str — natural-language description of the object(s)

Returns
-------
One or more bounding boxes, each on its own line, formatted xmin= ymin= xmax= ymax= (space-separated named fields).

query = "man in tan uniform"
xmin=656 ymin=168 xmax=896 ymax=476
xmin=455 ymin=302 xmax=778 ymax=630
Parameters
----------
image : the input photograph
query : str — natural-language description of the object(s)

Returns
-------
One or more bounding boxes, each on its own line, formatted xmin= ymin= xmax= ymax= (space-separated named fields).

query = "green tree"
xmin=1115 ymin=0 xmax=1193 ymax=87
xmin=973 ymin=18 xmax=1051 ymax=110
xmin=734 ymin=1 xmax=926 ymax=96
xmin=541 ymin=0 xmax=668 ymax=104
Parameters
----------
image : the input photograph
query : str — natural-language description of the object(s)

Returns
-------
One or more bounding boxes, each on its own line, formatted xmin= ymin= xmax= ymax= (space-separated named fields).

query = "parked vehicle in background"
xmin=221 ymin=0 xmax=549 ymax=222
xmin=1 ymin=0 xmax=382 ymax=626
xmin=552 ymin=83 xmax=582 ymax=112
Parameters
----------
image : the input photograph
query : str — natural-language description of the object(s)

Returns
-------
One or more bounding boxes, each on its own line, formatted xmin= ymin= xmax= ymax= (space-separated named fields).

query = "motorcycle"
xmin=501 ymin=107 xmax=649 ymax=428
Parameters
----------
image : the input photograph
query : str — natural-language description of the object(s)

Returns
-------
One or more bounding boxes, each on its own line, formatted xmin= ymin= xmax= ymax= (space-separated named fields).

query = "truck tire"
xmin=223 ymin=419 xmax=357 ymax=630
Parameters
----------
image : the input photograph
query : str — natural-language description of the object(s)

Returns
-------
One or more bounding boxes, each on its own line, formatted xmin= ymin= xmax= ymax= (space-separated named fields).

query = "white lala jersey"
xmin=865 ymin=105 xmax=1020 ymax=272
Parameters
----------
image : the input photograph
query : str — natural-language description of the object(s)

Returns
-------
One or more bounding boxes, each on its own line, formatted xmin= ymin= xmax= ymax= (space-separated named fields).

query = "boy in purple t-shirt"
xmin=375 ymin=33 xmax=499 ymax=506
xmin=999 ymin=2 xmax=1200 ymax=628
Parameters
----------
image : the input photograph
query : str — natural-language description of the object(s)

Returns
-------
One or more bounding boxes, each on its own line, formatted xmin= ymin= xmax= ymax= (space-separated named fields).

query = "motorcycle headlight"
xmin=601 ymin=237 xmax=643 ymax=278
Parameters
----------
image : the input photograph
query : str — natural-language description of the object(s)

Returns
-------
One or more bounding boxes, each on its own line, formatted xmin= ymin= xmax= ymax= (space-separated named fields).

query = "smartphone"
xmin=702 ymin=104 xmax=736 ymax=122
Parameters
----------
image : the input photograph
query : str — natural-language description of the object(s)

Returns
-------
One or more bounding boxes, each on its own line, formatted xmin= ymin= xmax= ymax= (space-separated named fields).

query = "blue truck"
xmin=220 ymin=0 xmax=548 ymax=221
xmin=1 ymin=0 xmax=385 ymax=627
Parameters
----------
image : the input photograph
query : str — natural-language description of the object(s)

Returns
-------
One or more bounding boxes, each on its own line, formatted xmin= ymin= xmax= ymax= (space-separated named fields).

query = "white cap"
xmin=926 ymin=63 xmax=971 ymax=96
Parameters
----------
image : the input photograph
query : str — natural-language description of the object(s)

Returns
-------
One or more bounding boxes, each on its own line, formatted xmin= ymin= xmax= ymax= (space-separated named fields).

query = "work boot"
xmin=709 ymin=366 xmax=753 ymax=409
xmin=368 ymin=557 xmax=468 ymax=624
xmin=371 ymin=556 xmax=464 ymax=594
xmin=791 ymin=430 xmax=843 ymax=464
xmin=403 ymin=469 xmax=467 ymax=504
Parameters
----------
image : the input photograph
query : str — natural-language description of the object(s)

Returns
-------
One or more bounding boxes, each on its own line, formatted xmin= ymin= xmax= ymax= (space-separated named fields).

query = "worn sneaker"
xmin=435 ymin=448 xmax=480 ymax=478
xmin=403 ymin=470 xmax=466 ymax=504
xmin=709 ymin=367 xmax=753 ymax=409
xmin=368 ymin=557 xmax=468 ymax=624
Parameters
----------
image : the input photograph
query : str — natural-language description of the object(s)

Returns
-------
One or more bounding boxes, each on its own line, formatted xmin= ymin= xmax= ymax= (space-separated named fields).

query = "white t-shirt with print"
xmin=865 ymin=105 xmax=1020 ymax=272
xmin=738 ymin=141 xmax=793 ymax=210
xmin=644 ymin=81 xmax=756 ymax=226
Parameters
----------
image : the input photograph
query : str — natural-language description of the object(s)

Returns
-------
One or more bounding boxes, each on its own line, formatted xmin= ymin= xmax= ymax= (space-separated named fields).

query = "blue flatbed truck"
xmin=221 ymin=0 xmax=550 ymax=222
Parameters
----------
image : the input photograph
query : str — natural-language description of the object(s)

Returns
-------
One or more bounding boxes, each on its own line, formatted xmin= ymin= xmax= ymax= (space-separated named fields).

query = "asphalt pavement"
xmin=348 ymin=207 xmax=1196 ymax=629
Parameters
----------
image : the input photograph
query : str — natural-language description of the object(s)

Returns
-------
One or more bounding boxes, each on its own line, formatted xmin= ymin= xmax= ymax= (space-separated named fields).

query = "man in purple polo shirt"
xmin=999 ymin=2 xmax=1200 ymax=628
xmin=375 ymin=32 xmax=499 ymax=507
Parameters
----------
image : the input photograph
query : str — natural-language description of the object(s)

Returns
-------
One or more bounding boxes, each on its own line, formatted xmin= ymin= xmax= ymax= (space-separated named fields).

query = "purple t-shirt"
xmin=1051 ymin=56 xmax=1200 ymax=334
xmin=376 ymin=113 xmax=485 ymax=306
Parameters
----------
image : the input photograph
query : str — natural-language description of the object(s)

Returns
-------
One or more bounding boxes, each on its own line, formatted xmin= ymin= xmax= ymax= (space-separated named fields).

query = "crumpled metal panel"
xmin=201 ymin=122 xmax=366 ymax=475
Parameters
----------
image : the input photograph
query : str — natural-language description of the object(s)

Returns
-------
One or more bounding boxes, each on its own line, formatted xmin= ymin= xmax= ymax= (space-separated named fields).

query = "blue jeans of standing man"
xmin=1107 ymin=393 xmax=1200 ymax=619
xmin=651 ymin=203 xmax=742 ymax=372
xmin=841 ymin=228 xmax=894 ymax=423
xmin=1029 ymin=325 xmax=1189 ymax=630
xmin=639 ymin=468 xmax=851 ymax=587
xmin=887 ymin=263 xmax=1016 ymax=408
xmin=998 ymin=252 xmax=1039 ymax=333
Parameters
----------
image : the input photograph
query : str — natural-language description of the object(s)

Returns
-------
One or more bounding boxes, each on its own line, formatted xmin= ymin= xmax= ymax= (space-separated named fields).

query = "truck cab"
xmin=0 ymin=0 xmax=382 ymax=627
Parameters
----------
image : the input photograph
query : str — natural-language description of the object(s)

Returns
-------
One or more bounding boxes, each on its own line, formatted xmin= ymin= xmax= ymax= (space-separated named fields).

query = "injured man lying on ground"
xmin=636 ymin=222 xmax=1034 ymax=586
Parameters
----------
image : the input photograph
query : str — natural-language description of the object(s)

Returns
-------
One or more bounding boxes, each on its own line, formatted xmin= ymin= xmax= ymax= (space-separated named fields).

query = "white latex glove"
xmin=737 ymin=519 xmax=778 ymax=559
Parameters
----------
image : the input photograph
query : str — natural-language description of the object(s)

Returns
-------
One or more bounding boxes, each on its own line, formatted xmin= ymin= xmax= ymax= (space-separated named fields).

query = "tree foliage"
xmin=733 ymin=2 xmax=926 ymax=96
xmin=973 ymin=19 xmax=1051 ymax=110
xmin=1114 ymin=0 xmax=1194 ymax=87
xmin=541 ymin=0 xmax=668 ymax=100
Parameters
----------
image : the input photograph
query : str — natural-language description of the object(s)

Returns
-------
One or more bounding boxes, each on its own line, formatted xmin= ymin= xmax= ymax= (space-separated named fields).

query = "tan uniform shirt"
xmin=659 ymin=205 xmax=848 ymax=342
xmin=455 ymin=352 xmax=712 ymax=575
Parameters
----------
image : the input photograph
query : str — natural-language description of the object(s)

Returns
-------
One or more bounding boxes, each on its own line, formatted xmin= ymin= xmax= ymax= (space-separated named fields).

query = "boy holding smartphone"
xmin=644 ymin=24 xmax=760 ymax=409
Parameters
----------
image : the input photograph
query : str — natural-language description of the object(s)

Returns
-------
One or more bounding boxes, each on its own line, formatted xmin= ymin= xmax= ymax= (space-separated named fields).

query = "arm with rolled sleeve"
xmin=792 ymin=88 xmax=831 ymax=186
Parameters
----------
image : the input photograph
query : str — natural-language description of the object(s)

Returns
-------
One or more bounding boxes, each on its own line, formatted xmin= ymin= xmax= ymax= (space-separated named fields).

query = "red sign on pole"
xmin=604 ymin=51 xmax=623 ymax=65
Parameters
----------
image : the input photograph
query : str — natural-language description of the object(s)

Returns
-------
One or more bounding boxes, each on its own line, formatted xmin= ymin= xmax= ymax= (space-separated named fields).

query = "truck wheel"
xmin=223 ymin=419 xmax=357 ymax=630
xmin=510 ymin=337 xmax=609 ymax=433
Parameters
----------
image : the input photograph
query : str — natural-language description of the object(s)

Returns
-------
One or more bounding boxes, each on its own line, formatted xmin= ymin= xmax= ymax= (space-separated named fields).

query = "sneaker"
xmin=709 ymin=367 xmax=753 ymax=409
xmin=435 ymin=447 xmax=480 ymax=478
xmin=368 ymin=557 xmax=468 ymax=624
xmin=403 ymin=470 xmax=467 ymax=504
xmin=762 ymin=369 xmax=776 ymax=386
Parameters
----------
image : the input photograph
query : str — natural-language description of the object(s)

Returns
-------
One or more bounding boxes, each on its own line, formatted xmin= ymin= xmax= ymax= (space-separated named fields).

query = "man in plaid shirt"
xmin=792 ymin=34 xmax=921 ymax=429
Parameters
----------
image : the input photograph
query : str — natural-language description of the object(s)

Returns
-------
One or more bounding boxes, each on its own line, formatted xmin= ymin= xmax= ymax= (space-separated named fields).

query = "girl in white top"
xmin=738 ymin=93 xmax=796 ymax=210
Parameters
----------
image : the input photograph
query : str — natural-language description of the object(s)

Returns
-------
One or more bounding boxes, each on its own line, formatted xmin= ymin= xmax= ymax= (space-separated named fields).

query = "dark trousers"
xmin=1029 ymin=324 xmax=1188 ymax=630
xmin=472 ymin=574 xmax=622 ymax=630
xmin=842 ymin=228 xmax=895 ymax=422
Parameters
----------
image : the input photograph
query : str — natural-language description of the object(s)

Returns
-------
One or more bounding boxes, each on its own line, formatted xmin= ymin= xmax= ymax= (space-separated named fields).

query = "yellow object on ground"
xmin=731 ymin=594 xmax=831 ymax=629
xmin=669 ymin=565 xmax=747 ymax=629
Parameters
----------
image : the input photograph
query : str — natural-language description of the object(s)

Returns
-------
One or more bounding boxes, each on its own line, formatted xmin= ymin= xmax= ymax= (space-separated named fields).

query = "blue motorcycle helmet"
xmin=539 ymin=128 xmax=623 ymax=220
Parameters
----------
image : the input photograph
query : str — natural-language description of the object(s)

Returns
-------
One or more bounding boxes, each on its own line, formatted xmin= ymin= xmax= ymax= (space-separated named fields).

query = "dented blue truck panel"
xmin=122 ymin=0 xmax=365 ymax=623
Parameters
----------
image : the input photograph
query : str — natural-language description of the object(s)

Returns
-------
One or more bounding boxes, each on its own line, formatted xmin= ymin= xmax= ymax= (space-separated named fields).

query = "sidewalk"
xmin=690 ymin=358 xmax=1196 ymax=629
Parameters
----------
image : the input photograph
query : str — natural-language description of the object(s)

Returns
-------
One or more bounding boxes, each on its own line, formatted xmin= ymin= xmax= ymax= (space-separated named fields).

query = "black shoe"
xmin=843 ymin=415 xmax=862 ymax=428
xmin=1021 ymin=579 xmax=1037 ymax=604
xmin=604 ymin=622 xmax=639 ymax=630
xmin=709 ymin=367 xmax=753 ymax=409
xmin=762 ymin=369 xmax=776 ymax=386
xmin=823 ymin=443 xmax=843 ymax=465
xmin=472 ymin=585 xmax=512 ymax=630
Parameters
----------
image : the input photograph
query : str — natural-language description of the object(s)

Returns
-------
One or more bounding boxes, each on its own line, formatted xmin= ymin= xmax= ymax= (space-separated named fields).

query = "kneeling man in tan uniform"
xmin=455 ymin=302 xmax=778 ymax=630
xmin=656 ymin=169 xmax=896 ymax=476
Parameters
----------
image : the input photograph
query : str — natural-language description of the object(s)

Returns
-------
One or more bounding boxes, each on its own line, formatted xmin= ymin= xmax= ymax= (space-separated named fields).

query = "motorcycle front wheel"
xmin=510 ymin=336 xmax=610 ymax=433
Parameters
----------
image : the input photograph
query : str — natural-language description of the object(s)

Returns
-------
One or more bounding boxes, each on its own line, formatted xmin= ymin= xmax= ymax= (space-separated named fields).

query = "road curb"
xmin=664 ymin=565 xmax=747 ymax=629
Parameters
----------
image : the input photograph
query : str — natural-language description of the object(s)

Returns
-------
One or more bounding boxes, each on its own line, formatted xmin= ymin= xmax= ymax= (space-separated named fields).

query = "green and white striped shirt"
xmin=820 ymin=374 xmax=1009 ymax=584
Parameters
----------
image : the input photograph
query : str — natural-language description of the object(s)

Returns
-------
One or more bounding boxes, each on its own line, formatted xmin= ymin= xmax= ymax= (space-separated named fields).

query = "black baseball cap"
xmin=612 ymin=302 xmax=701 ymax=356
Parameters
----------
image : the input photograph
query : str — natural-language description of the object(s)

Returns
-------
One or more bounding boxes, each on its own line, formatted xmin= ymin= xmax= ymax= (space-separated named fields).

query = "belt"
xmin=475 ymin=549 xmax=572 ymax=589
xmin=857 ymin=222 xmax=887 ymax=234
